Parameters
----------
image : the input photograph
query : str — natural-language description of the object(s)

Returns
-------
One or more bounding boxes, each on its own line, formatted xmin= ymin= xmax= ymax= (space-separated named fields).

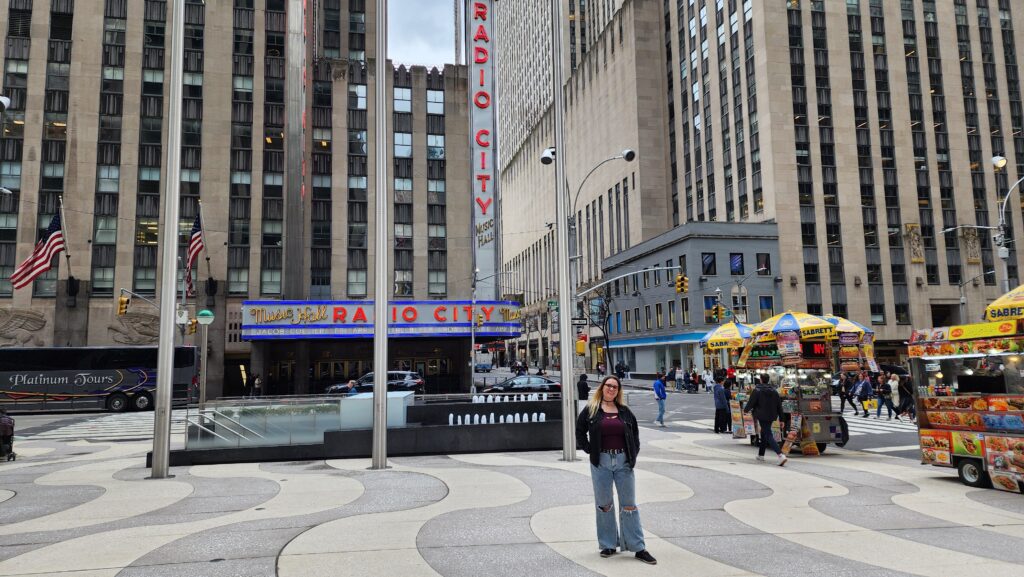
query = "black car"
xmin=325 ymin=371 xmax=426 ymax=394
xmin=482 ymin=375 xmax=561 ymax=394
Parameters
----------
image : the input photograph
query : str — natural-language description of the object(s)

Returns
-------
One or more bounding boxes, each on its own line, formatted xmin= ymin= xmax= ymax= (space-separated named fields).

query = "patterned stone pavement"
xmin=2 ymin=426 xmax=1024 ymax=577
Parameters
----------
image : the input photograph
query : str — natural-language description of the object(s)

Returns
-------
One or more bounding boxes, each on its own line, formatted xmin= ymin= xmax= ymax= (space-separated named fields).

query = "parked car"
xmin=474 ymin=363 xmax=493 ymax=373
xmin=482 ymin=375 xmax=561 ymax=394
xmin=325 ymin=371 xmax=426 ymax=395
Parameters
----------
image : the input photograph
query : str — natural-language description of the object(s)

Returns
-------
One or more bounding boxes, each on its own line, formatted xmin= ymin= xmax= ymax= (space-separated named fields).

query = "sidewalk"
xmin=0 ymin=425 xmax=1005 ymax=577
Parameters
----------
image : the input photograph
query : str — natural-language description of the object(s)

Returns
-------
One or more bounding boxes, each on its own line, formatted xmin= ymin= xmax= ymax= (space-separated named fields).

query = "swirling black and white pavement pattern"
xmin=2 ymin=426 xmax=1024 ymax=577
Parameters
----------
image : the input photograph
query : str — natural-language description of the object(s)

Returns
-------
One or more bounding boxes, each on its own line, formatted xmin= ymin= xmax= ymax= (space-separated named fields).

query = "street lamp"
xmin=196 ymin=309 xmax=214 ymax=412
xmin=992 ymin=155 xmax=1024 ymax=292
xmin=957 ymin=270 xmax=996 ymax=322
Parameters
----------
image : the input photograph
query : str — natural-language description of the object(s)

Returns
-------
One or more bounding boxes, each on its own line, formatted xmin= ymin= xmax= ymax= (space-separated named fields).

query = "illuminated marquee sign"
xmin=241 ymin=300 xmax=523 ymax=340
xmin=467 ymin=0 xmax=498 ymax=299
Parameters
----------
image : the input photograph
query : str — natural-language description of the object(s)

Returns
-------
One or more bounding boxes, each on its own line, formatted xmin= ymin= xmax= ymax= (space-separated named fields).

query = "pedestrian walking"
xmin=875 ymin=374 xmax=899 ymax=420
xmin=744 ymin=374 xmax=788 ymax=466
xmin=575 ymin=376 xmax=658 ymax=564
xmin=666 ymin=366 xmax=679 ymax=393
xmin=853 ymin=371 xmax=874 ymax=417
xmin=0 ymin=408 xmax=14 ymax=461
xmin=653 ymin=373 xmax=667 ymax=427
xmin=252 ymin=374 xmax=263 ymax=398
xmin=712 ymin=376 xmax=730 ymax=433
xmin=896 ymin=376 xmax=916 ymax=422
xmin=838 ymin=374 xmax=855 ymax=414
xmin=577 ymin=374 xmax=591 ymax=404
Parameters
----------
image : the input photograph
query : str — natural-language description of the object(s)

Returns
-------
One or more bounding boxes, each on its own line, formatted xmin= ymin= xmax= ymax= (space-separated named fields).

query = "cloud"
xmin=388 ymin=0 xmax=456 ymax=68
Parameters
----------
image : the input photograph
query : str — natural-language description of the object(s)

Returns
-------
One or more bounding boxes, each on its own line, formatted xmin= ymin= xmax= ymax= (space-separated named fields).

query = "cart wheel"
xmin=816 ymin=443 xmax=828 ymax=454
xmin=957 ymin=459 xmax=991 ymax=488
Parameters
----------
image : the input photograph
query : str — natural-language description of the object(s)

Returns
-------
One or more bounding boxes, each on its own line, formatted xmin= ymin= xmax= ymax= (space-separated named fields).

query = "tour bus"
xmin=0 ymin=346 xmax=198 ymax=412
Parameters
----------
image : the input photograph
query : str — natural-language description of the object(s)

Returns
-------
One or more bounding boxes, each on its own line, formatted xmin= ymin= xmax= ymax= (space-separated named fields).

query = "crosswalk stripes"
xmin=671 ymin=413 xmax=919 ymax=436
xmin=23 ymin=409 xmax=187 ymax=443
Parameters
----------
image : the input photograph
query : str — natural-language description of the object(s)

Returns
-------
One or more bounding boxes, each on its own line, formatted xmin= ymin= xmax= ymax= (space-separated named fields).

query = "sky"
xmin=389 ymin=0 xmax=457 ymax=68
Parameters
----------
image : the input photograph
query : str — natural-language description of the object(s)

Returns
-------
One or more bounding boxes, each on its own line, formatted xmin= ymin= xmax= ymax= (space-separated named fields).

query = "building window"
xmin=134 ymin=267 xmax=156 ymax=295
xmin=756 ymin=253 xmax=771 ymax=275
xmin=394 ymin=270 xmax=413 ymax=297
xmin=348 ymin=269 xmax=367 ymax=297
xmin=645 ymin=305 xmax=652 ymax=329
xmin=655 ymin=303 xmax=664 ymax=328
xmin=97 ymin=166 xmax=119 ymax=192
xmin=653 ymin=265 xmax=661 ymax=285
xmin=701 ymin=252 xmax=717 ymax=276
xmin=228 ymin=268 xmax=248 ymax=295
xmin=625 ymin=309 xmax=632 ymax=332
xmin=730 ymin=253 xmax=744 ymax=275
xmin=634 ymin=307 xmax=640 ymax=331
xmin=870 ymin=303 xmax=885 ymax=325
xmin=759 ymin=296 xmax=774 ymax=321
xmin=394 ymin=87 xmax=411 ymax=112
xmin=93 ymin=216 xmax=117 ymax=244
xmin=427 ymin=134 xmax=445 ymax=159
xmin=348 ymin=129 xmax=367 ymax=155
xmin=91 ymin=267 xmax=114 ymax=296
xmin=394 ymin=132 xmax=412 ymax=157
xmin=681 ymin=298 xmax=690 ymax=325
xmin=348 ymin=84 xmax=366 ymax=109
xmin=262 ymin=220 xmax=283 ymax=246
xmin=615 ymin=311 xmax=622 ymax=333
xmin=427 ymin=89 xmax=444 ymax=114
xmin=428 ymin=270 xmax=446 ymax=296
xmin=261 ymin=269 xmax=282 ymax=295
xmin=668 ymin=301 xmax=676 ymax=326
xmin=643 ymin=269 xmax=650 ymax=288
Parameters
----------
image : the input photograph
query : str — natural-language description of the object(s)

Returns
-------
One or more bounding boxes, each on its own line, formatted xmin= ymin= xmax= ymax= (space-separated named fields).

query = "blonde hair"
xmin=588 ymin=375 xmax=626 ymax=418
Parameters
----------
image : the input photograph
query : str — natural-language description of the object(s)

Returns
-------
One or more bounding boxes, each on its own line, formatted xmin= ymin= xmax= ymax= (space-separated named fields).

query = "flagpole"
xmin=197 ymin=199 xmax=212 ymax=280
xmin=57 ymin=195 xmax=71 ymax=277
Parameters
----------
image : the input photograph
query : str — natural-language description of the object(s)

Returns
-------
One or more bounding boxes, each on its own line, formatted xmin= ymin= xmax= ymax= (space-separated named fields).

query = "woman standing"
xmin=575 ymin=376 xmax=657 ymax=564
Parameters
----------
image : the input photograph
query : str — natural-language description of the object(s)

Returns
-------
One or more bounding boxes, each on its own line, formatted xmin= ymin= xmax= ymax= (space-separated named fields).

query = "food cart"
xmin=731 ymin=312 xmax=862 ymax=453
xmin=908 ymin=319 xmax=1024 ymax=492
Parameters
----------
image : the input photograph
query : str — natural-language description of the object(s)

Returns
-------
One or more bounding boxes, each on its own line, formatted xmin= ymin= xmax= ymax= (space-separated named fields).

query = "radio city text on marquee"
xmin=247 ymin=304 xmax=521 ymax=326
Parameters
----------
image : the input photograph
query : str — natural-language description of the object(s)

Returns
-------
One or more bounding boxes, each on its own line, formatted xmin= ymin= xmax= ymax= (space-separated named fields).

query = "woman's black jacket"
xmin=575 ymin=404 xmax=640 ymax=468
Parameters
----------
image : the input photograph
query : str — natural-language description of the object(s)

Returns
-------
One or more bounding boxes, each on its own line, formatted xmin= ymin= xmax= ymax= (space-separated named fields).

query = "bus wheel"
xmin=957 ymin=459 xmax=991 ymax=488
xmin=131 ymin=393 xmax=153 ymax=411
xmin=106 ymin=393 xmax=129 ymax=412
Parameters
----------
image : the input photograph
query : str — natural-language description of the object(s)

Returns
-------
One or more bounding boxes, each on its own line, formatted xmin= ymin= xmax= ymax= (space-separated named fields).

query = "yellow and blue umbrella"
xmin=985 ymin=283 xmax=1024 ymax=321
xmin=821 ymin=314 xmax=874 ymax=336
xmin=750 ymin=311 xmax=834 ymax=339
xmin=699 ymin=321 xmax=753 ymax=350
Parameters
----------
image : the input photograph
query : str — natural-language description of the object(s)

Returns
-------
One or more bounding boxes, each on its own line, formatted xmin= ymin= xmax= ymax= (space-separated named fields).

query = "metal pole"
xmin=371 ymin=0 xmax=389 ymax=470
xmin=958 ymin=282 xmax=967 ymax=323
xmin=151 ymin=0 xmax=185 ymax=479
xmin=549 ymin=0 xmax=575 ymax=461
xmin=199 ymin=323 xmax=209 ymax=412
xmin=471 ymin=271 xmax=477 ymax=391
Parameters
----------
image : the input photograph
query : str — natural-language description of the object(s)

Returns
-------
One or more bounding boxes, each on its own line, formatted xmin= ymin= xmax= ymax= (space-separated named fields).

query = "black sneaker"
xmin=600 ymin=549 xmax=616 ymax=558
xmin=635 ymin=550 xmax=657 ymax=565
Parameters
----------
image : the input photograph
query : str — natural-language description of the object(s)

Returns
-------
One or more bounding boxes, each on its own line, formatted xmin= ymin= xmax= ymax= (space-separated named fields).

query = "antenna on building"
xmin=455 ymin=0 xmax=462 ymax=65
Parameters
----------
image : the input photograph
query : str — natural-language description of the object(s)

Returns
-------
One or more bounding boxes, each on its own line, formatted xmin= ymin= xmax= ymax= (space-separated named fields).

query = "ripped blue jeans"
xmin=590 ymin=451 xmax=646 ymax=552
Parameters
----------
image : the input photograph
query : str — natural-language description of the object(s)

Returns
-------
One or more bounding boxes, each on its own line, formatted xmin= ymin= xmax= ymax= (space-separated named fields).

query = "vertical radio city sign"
xmin=467 ymin=0 xmax=498 ymax=299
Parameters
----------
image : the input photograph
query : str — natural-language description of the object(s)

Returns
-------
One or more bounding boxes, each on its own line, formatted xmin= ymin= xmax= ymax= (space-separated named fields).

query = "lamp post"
xmin=196 ymin=309 xmax=214 ymax=412
xmin=470 ymin=268 xmax=478 ymax=392
xmin=370 ymin=0 xmax=390 ymax=471
xmin=957 ymin=270 xmax=996 ymax=322
xmin=151 ymin=0 xmax=185 ymax=480
xmin=991 ymin=155 xmax=1024 ymax=293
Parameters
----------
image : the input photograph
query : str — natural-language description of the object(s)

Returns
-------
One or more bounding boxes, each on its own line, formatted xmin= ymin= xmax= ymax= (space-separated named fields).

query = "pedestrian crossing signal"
xmin=117 ymin=296 xmax=130 ymax=316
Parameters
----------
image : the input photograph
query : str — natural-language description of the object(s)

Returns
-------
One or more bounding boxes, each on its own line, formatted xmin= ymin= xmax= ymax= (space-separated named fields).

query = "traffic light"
xmin=682 ymin=276 xmax=689 ymax=293
xmin=575 ymin=339 xmax=586 ymax=356
xmin=675 ymin=274 xmax=684 ymax=293
xmin=187 ymin=319 xmax=198 ymax=335
xmin=117 ymin=295 xmax=130 ymax=316
xmin=710 ymin=304 xmax=720 ymax=323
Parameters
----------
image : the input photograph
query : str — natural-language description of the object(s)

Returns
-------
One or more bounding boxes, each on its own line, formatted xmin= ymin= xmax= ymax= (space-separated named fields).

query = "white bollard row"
xmin=448 ymin=412 xmax=547 ymax=425
xmin=471 ymin=393 xmax=551 ymax=403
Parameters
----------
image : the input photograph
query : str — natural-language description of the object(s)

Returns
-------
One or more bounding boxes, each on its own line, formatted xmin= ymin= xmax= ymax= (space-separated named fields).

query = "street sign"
xmin=571 ymin=317 xmax=588 ymax=326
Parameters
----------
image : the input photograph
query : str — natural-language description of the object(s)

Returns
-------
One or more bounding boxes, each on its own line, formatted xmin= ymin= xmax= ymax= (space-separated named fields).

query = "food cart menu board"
xmin=919 ymin=429 xmax=952 ymax=466
xmin=985 ymin=435 xmax=1024 ymax=494
xmin=920 ymin=396 xmax=1024 ymax=434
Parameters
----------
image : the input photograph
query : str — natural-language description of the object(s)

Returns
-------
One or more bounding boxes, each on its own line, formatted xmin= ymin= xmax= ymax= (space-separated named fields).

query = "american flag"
xmin=184 ymin=214 xmax=204 ymax=297
xmin=11 ymin=214 xmax=65 ymax=290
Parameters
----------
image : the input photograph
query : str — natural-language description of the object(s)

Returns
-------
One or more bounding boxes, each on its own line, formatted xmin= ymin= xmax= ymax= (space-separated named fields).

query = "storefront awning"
xmin=605 ymin=332 xmax=708 ymax=349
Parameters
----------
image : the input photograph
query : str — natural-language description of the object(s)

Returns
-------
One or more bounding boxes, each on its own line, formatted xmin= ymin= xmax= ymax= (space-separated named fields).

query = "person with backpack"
xmin=0 ymin=408 xmax=15 ymax=461
xmin=744 ymin=374 xmax=788 ymax=466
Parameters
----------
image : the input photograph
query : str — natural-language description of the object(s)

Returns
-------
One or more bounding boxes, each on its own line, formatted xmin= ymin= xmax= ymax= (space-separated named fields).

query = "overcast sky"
xmin=389 ymin=0 xmax=456 ymax=68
